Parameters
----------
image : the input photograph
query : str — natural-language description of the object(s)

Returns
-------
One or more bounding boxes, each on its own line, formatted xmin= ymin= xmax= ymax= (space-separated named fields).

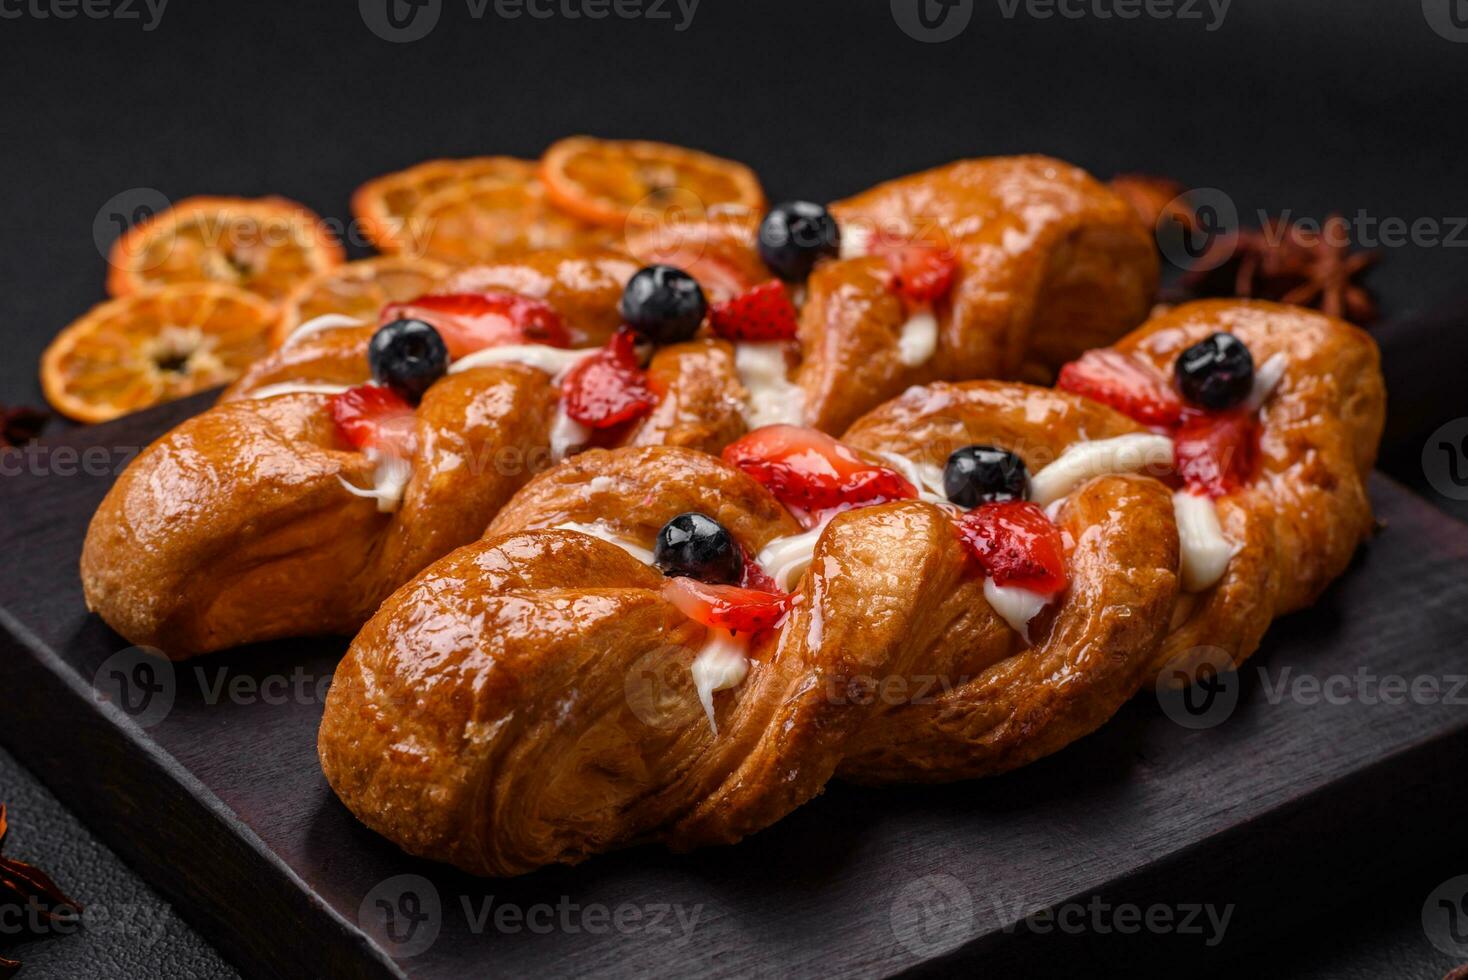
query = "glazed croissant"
xmin=82 ymin=156 xmax=1155 ymax=659
xmin=629 ymin=155 xmax=1158 ymax=436
xmin=317 ymin=299 xmax=1384 ymax=876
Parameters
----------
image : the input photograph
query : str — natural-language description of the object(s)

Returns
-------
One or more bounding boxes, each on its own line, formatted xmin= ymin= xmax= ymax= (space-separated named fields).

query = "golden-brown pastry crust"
xmin=318 ymin=386 xmax=1181 ymax=875
xmin=1114 ymin=299 xmax=1385 ymax=683
xmin=621 ymin=156 xmax=1160 ymax=441
xmin=317 ymin=300 xmax=1385 ymax=876
xmin=81 ymin=365 xmax=556 ymax=658
xmin=81 ymin=248 xmax=642 ymax=659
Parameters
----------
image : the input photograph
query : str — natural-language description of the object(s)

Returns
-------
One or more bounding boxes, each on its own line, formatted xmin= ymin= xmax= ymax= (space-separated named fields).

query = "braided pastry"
xmin=81 ymin=157 xmax=1154 ymax=658
xmin=317 ymin=299 xmax=1384 ymax=876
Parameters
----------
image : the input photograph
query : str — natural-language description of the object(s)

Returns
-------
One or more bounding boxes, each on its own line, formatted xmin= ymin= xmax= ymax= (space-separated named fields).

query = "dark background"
xmin=1 ymin=0 xmax=1466 ymax=976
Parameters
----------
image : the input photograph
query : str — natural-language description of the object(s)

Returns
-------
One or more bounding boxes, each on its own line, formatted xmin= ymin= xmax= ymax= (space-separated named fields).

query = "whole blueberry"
xmin=654 ymin=512 xmax=743 ymax=584
xmin=1175 ymin=332 xmax=1255 ymax=410
xmin=620 ymin=265 xmax=707 ymax=345
xmin=368 ymin=319 xmax=448 ymax=403
xmin=943 ymin=445 xmax=1030 ymax=508
xmin=757 ymin=201 xmax=840 ymax=281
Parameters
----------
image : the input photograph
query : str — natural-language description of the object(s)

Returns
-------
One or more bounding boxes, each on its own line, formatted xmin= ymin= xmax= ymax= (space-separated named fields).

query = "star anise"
xmin=1182 ymin=213 xmax=1379 ymax=323
xmin=0 ymin=805 xmax=83 ymax=979
xmin=1110 ymin=175 xmax=1380 ymax=324
xmin=0 ymin=404 xmax=48 ymax=448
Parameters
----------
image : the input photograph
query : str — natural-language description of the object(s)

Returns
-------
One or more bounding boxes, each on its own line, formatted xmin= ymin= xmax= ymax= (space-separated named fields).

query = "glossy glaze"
xmin=82 ymin=248 xmax=634 ymax=658
xmin=317 ymin=299 xmax=1384 ymax=876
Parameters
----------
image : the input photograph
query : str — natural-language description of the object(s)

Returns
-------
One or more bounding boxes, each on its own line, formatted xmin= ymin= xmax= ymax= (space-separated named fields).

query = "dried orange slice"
xmin=402 ymin=177 xmax=611 ymax=266
xmin=107 ymin=196 xmax=345 ymax=303
xmin=539 ymin=137 xmax=765 ymax=228
xmin=42 ymin=283 xmax=278 ymax=423
xmin=351 ymin=157 xmax=538 ymax=252
xmin=272 ymin=255 xmax=449 ymax=346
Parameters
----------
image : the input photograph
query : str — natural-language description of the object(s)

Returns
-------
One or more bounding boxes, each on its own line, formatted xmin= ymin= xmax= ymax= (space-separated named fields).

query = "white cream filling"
xmin=896 ymin=309 xmax=939 ymax=367
xmin=337 ymin=450 xmax=411 ymax=513
xmin=279 ymin=313 xmax=365 ymax=349
xmin=549 ymin=407 xmax=591 ymax=462
xmin=755 ymin=523 xmax=829 ymax=592
xmin=448 ymin=343 xmax=598 ymax=381
xmin=983 ymin=579 xmax=1050 ymax=645
xmin=1173 ymin=490 xmax=1240 ymax=593
xmin=1029 ymin=433 xmax=1175 ymax=507
xmin=734 ymin=342 xmax=805 ymax=429
xmin=879 ymin=451 xmax=949 ymax=504
xmin=1242 ymin=352 xmax=1288 ymax=413
xmin=552 ymin=521 xmax=655 ymax=565
xmin=247 ymin=382 xmax=354 ymax=401
xmin=691 ymin=629 xmax=749 ymax=735
xmin=839 ymin=223 xmax=873 ymax=260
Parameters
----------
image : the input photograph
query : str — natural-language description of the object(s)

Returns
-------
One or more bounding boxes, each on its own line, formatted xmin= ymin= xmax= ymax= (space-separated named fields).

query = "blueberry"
xmin=943 ymin=445 xmax=1030 ymax=508
xmin=654 ymin=512 xmax=743 ymax=584
xmin=619 ymin=265 xmax=707 ymax=345
xmin=757 ymin=201 xmax=840 ymax=281
xmin=1175 ymin=332 xmax=1254 ymax=410
xmin=368 ymin=319 xmax=448 ymax=403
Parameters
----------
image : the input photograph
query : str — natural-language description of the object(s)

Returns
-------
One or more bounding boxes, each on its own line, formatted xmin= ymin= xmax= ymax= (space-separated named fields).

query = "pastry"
xmin=82 ymin=156 xmax=1155 ymax=659
xmin=316 ymin=299 xmax=1384 ymax=875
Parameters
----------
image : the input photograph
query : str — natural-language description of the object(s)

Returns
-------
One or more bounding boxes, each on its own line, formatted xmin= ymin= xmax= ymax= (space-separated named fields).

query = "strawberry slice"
xmin=560 ymin=328 xmax=655 ymax=428
xmin=1174 ymin=409 xmax=1259 ymax=498
xmin=1056 ymin=349 xmax=1185 ymax=427
xmin=955 ymin=500 xmax=1068 ymax=594
xmin=738 ymin=545 xmax=782 ymax=593
xmin=709 ymin=280 xmax=799 ymax=341
xmin=328 ymin=384 xmax=415 ymax=455
xmin=381 ymin=291 xmax=570 ymax=358
xmin=722 ymin=424 xmax=917 ymax=512
xmin=662 ymin=577 xmax=790 ymax=634
xmin=876 ymin=242 xmax=958 ymax=304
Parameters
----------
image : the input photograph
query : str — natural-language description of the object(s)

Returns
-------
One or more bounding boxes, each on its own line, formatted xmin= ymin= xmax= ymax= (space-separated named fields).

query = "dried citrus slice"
xmin=106 ymin=196 xmax=345 ymax=303
xmin=272 ymin=255 xmax=449 ymax=346
xmin=402 ymin=177 xmax=611 ymax=266
xmin=351 ymin=157 xmax=538 ymax=252
xmin=42 ymin=283 xmax=278 ymax=423
xmin=539 ymin=136 xmax=766 ymax=227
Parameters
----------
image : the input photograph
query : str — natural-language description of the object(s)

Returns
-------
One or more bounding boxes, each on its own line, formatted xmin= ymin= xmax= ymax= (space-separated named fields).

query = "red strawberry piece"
xmin=662 ymin=577 xmax=790 ymax=634
xmin=709 ymin=280 xmax=799 ymax=341
xmin=955 ymin=500 xmax=1068 ymax=594
xmin=738 ymin=545 xmax=783 ymax=593
xmin=328 ymin=384 xmax=415 ymax=455
xmin=381 ymin=291 xmax=571 ymax=358
xmin=721 ymin=424 xmax=917 ymax=511
xmin=560 ymin=328 xmax=655 ymax=428
xmin=1174 ymin=409 xmax=1259 ymax=498
xmin=1056 ymin=349 xmax=1185 ymax=427
xmin=876 ymin=242 xmax=958 ymax=304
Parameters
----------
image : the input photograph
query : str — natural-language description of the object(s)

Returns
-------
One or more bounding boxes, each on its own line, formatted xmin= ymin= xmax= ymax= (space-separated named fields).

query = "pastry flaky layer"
xmin=317 ymin=299 xmax=1385 ymax=877
xmin=80 ymin=156 xmax=1157 ymax=659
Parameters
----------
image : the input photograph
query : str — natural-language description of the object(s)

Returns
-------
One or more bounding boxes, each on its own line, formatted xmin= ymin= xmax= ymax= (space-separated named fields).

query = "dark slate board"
xmin=2 ymin=395 xmax=1467 ymax=979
